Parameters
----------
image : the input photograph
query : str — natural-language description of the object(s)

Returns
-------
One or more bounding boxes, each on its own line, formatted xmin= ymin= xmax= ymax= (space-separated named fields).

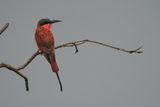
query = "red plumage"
xmin=35 ymin=21 xmax=62 ymax=91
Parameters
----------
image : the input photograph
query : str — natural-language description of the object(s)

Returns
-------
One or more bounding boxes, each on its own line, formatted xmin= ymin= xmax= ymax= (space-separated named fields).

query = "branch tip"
xmin=0 ymin=23 xmax=9 ymax=35
xmin=73 ymin=43 xmax=79 ymax=54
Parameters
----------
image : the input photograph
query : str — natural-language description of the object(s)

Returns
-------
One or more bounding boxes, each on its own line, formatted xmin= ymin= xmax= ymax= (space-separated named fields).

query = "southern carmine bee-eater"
xmin=35 ymin=18 xmax=62 ymax=91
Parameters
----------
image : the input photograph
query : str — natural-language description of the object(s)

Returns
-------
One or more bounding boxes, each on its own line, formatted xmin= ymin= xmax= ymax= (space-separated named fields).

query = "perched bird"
xmin=35 ymin=18 xmax=62 ymax=91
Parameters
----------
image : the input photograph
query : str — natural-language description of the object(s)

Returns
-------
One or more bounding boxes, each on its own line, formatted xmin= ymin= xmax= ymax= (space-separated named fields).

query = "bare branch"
xmin=55 ymin=39 xmax=143 ymax=54
xmin=0 ymin=23 xmax=9 ymax=35
xmin=0 ymin=51 xmax=42 ymax=91
xmin=0 ymin=39 xmax=142 ymax=91
xmin=0 ymin=63 xmax=29 ymax=91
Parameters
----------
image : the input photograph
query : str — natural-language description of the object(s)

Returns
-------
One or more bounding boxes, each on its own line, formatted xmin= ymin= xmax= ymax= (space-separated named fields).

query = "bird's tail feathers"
xmin=51 ymin=60 xmax=59 ymax=73
xmin=50 ymin=57 xmax=63 ymax=92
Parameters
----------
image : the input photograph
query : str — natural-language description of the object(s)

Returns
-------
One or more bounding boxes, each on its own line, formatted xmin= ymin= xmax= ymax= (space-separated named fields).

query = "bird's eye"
xmin=44 ymin=21 xmax=50 ymax=24
xmin=40 ymin=21 xmax=47 ymax=25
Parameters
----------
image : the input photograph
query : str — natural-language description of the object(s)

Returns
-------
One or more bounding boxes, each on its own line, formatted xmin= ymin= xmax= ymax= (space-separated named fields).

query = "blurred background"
xmin=0 ymin=0 xmax=160 ymax=107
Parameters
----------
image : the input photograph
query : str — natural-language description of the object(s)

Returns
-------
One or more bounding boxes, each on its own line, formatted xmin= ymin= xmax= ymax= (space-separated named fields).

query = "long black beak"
xmin=51 ymin=20 xmax=62 ymax=24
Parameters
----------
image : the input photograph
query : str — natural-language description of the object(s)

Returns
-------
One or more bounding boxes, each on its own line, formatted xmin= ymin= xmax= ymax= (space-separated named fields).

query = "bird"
xmin=35 ymin=18 xmax=62 ymax=91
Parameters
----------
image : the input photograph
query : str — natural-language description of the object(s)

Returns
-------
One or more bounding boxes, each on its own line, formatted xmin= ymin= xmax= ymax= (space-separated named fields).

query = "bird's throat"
xmin=42 ymin=24 xmax=52 ymax=30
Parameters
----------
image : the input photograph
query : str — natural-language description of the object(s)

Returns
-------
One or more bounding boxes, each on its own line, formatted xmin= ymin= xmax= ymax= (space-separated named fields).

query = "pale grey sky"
xmin=0 ymin=0 xmax=160 ymax=107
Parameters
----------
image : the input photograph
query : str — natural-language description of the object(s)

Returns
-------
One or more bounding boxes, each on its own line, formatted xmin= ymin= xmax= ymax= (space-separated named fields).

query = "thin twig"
xmin=0 ymin=23 xmax=9 ymax=35
xmin=0 ymin=39 xmax=142 ymax=91
xmin=17 ymin=50 xmax=40 ymax=71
